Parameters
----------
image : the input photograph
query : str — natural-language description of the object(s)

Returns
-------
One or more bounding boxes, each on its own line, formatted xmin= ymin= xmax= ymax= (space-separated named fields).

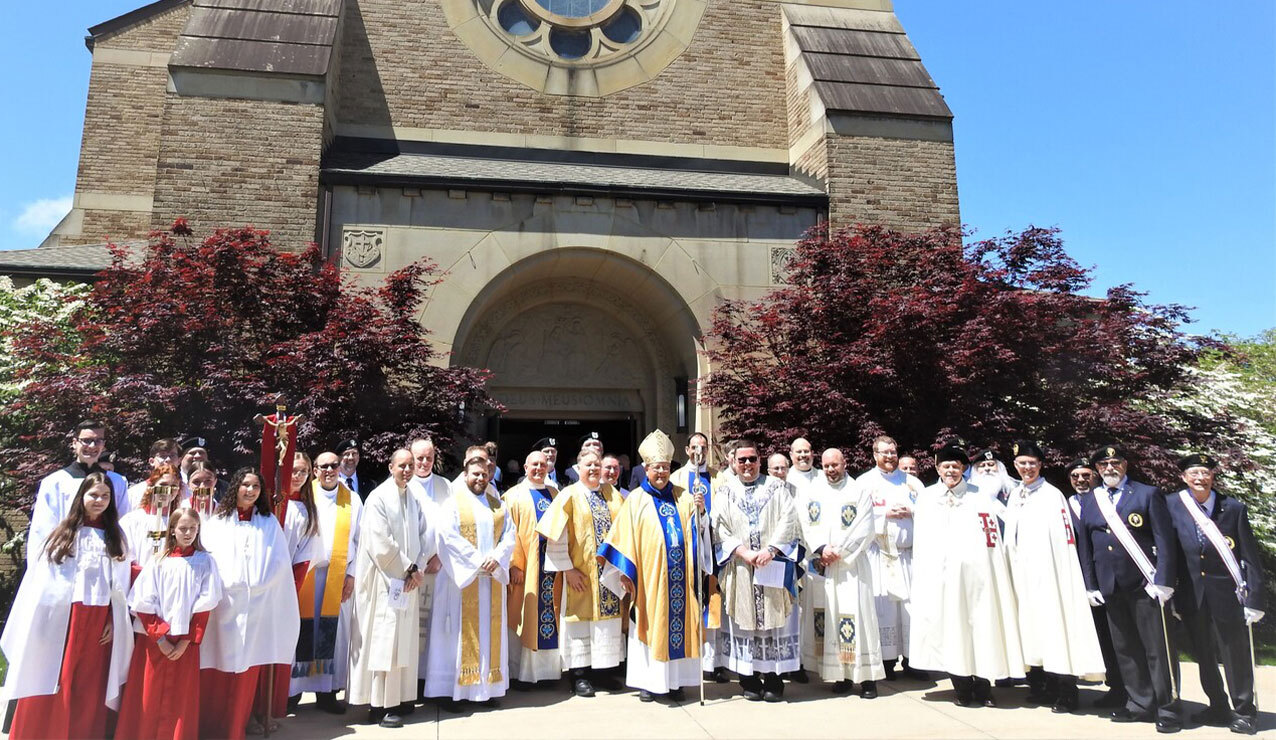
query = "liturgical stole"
xmin=457 ymin=491 xmax=505 ymax=686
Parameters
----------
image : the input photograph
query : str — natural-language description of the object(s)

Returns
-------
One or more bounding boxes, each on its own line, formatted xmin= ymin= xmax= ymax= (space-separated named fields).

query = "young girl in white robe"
xmin=0 ymin=472 xmax=133 ymax=739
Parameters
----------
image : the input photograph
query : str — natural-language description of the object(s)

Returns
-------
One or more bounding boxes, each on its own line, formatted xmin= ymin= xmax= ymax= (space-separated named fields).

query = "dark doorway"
xmin=495 ymin=417 xmax=637 ymax=487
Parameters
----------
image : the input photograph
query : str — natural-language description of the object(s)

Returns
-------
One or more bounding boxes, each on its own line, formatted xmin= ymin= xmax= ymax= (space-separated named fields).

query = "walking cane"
xmin=1158 ymin=601 xmax=1179 ymax=701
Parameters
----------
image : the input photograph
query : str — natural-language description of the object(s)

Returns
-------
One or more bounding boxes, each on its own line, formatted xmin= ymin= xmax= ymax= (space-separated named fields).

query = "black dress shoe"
xmin=1094 ymin=689 xmax=1128 ymax=708
xmin=1156 ymin=718 xmax=1182 ymax=734
xmin=573 ymin=678 xmax=596 ymax=697
xmin=788 ymin=669 xmax=809 ymax=684
xmin=1110 ymin=708 xmax=1138 ymax=722
xmin=831 ymin=679 xmax=852 ymax=695
xmin=286 ymin=693 xmax=302 ymax=713
xmin=638 ymin=690 xmax=655 ymax=703
xmin=668 ymin=688 xmax=685 ymax=701
xmin=860 ymin=681 xmax=878 ymax=699
xmin=1051 ymin=693 xmax=1078 ymax=714
xmin=366 ymin=708 xmax=387 ymax=725
xmin=883 ymin=661 xmax=898 ymax=681
xmin=955 ymin=693 xmax=975 ymax=707
xmin=710 ymin=667 xmax=729 ymax=683
xmin=379 ymin=713 xmax=404 ymax=728
xmin=1230 ymin=716 xmax=1257 ymax=735
xmin=981 ymin=696 xmax=998 ymax=708
xmin=762 ymin=689 xmax=783 ymax=703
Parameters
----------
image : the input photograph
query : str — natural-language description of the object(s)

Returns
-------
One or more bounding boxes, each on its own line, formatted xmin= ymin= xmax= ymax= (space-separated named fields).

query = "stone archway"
xmin=453 ymin=248 xmax=701 ymax=448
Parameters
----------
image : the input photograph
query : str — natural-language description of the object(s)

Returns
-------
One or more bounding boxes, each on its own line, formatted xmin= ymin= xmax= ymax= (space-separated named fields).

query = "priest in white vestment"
xmin=909 ymin=445 xmax=1024 ymax=707
xmin=853 ymin=435 xmax=922 ymax=679
xmin=1001 ymin=440 xmax=1104 ymax=712
xmin=711 ymin=440 xmax=802 ymax=702
xmin=796 ymin=449 xmax=884 ymax=697
xmin=424 ymin=455 xmax=517 ymax=707
xmin=348 ymin=450 xmax=435 ymax=728
xmin=406 ymin=437 xmax=447 ymax=690
xmin=599 ymin=430 xmax=712 ymax=702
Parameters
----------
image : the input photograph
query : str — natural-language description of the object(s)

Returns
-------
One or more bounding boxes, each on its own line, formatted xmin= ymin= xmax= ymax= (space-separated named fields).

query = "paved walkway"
xmin=269 ymin=664 xmax=1275 ymax=739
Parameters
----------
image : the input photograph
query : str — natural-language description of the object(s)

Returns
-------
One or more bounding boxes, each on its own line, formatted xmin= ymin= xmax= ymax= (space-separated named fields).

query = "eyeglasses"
xmin=317 ymin=463 xmax=339 ymax=470
xmin=76 ymin=437 xmax=104 ymax=446
xmin=1096 ymin=460 xmax=1123 ymax=468
xmin=736 ymin=456 xmax=759 ymax=463
xmin=1069 ymin=472 xmax=1092 ymax=480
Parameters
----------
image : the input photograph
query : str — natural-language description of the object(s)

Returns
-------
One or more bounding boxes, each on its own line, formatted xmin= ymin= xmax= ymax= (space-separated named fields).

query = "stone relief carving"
xmin=770 ymin=246 xmax=796 ymax=285
xmin=485 ymin=302 xmax=645 ymax=386
xmin=342 ymin=227 xmax=385 ymax=269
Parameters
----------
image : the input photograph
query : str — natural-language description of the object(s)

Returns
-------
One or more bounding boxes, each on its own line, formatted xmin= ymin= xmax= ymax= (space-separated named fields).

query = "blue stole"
xmin=530 ymin=487 xmax=558 ymax=650
xmin=644 ymin=477 xmax=695 ymax=660
xmin=687 ymin=469 xmax=713 ymax=514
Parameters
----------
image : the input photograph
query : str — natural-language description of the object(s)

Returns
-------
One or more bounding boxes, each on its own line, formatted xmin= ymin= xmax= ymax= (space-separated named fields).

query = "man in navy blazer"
xmin=1075 ymin=444 xmax=1181 ymax=732
xmin=1166 ymin=453 xmax=1263 ymax=735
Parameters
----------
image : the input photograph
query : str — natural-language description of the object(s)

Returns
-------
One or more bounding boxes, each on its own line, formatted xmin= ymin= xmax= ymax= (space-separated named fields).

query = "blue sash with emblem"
xmin=530 ymin=487 xmax=558 ymax=650
xmin=644 ymin=478 xmax=696 ymax=660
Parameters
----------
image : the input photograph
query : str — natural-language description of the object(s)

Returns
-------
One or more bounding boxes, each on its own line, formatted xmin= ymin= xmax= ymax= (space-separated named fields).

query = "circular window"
xmin=443 ymin=0 xmax=706 ymax=96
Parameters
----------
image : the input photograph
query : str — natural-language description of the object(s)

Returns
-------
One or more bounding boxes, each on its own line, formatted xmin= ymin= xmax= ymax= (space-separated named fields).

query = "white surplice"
xmin=908 ymin=480 xmax=1024 ymax=680
xmin=130 ymin=549 xmax=224 ymax=637
xmin=199 ymin=512 xmax=301 ymax=673
xmin=424 ymin=489 xmax=517 ymax=702
xmin=407 ymin=473 xmax=450 ymax=679
xmin=348 ymin=479 xmax=435 ymax=708
xmin=796 ymin=474 xmax=885 ymax=682
xmin=1001 ymin=477 xmax=1105 ymax=679
xmin=1 ymin=527 xmax=134 ymax=708
xmin=27 ymin=465 xmax=128 ymax=565
xmin=852 ymin=467 xmax=921 ymax=661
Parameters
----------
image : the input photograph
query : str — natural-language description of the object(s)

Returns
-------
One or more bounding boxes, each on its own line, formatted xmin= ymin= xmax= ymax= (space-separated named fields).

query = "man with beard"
xmin=796 ymin=448 xmax=883 ymax=698
xmin=1075 ymin=445 xmax=1180 ymax=733
xmin=672 ymin=432 xmax=727 ymax=682
xmin=505 ymin=451 xmax=564 ymax=688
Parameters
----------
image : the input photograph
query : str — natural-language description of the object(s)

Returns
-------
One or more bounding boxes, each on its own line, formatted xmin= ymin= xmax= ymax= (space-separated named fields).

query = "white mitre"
xmin=638 ymin=429 xmax=675 ymax=465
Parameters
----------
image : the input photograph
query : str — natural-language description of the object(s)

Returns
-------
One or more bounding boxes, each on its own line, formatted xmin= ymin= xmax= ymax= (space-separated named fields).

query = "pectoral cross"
xmin=978 ymin=512 xmax=999 ymax=548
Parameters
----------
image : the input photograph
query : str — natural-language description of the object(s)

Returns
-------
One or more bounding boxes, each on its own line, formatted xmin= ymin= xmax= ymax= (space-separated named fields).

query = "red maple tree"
xmin=702 ymin=224 xmax=1236 ymax=485
xmin=0 ymin=224 xmax=494 ymax=511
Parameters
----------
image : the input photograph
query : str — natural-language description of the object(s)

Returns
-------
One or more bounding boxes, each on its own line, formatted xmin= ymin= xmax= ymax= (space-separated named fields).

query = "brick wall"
xmin=826 ymin=134 xmax=959 ymax=232
xmin=151 ymin=94 xmax=325 ymax=250
xmin=337 ymin=0 xmax=789 ymax=149
xmin=67 ymin=3 xmax=189 ymax=246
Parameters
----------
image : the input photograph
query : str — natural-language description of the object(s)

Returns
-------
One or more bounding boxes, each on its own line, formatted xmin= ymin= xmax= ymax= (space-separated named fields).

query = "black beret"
xmin=1066 ymin=458 xmax=1093 ymax=474
xmin=935 ymin=445 xmax=968 ymax=466
xmin=533 ymin=437 xmax=558 ymax=450
xmin=335 ymin=438 xmax=360 ymax=454
xmin=1089 ymin=444 xmax=1127 ymax=466
xmin=1010 ymin=439 xmax=1045 ymax=460
xmin=179 ymin=436 xmax=207 ymax=452
xmin=579 ymin=431 xmax=601 ymax=446
xmin=969 ymin=448 xmax=997 ymax=464
xmin=1177 ymin=452 xmax=1218 ymax=472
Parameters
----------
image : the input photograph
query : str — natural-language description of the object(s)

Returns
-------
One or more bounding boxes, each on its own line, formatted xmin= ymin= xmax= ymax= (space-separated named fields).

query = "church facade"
xmin=8 ymin=0 xmax=958 ymax=457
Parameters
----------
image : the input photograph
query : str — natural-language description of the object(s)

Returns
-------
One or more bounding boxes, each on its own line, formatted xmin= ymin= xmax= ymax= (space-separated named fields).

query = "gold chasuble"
xmin=599 ymin=480 xmax=703 ymax=662
xmin=506 ymin=483 xmax=562 ymax=651
xmin=536 ymin=481 xmax=624 ymax=622
xmin=456 ymin=491 xmax=505 ymax=686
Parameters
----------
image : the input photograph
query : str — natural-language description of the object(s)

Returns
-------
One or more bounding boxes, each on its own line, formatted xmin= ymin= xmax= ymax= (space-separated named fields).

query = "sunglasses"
xmin=737 ymin=456 xmax=759 ymax=463
xmin=317 ymin=463 xmax=339 ymax=470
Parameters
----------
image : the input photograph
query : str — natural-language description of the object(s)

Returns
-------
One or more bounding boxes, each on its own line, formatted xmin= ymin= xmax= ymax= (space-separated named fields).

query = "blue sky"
xmin=1 ymin=1 xmax=1272 ymax=337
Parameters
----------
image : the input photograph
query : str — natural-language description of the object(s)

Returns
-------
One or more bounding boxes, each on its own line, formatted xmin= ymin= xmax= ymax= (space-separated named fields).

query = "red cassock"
xmin=10 ymin=603 xmax=112 ymax=740
xmin=252 ymin=559 xmax=310 ymax=719
xmin=115 ymin=611 xmax=211 ymax=740
xmin=198 ymin=665 xmax=262 ymax=740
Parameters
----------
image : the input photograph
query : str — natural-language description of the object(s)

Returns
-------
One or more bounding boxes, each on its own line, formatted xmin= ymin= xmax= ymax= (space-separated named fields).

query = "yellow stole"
xmin=298 ymin=483 xmax=352 ymax=619
xmin=456 ymin=490 xmax=505 ymax=686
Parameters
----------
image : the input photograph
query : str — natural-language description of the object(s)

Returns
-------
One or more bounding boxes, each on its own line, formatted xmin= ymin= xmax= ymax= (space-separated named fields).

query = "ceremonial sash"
xmin=1177 ymin=490 xmax=1247 ymax=602
xmin=529 ymin=488 xmax=558 ymax=650
xmin=688 ymin=471 xmax=722 ymax=630
xmin=1092 ymin=488 xmax=1156 ymax=584
xmin=586 ymin=489 xmax=621 ymax=619
xmin=294 ymin=484 xmax=352 ymax=677
xmin=457 ymin=491 xmax=505 ymax=686
xmin=646 ymin=479 xmax=692 ymax=660
xmin=1068 ymin=496 xmax=1081 ymax=519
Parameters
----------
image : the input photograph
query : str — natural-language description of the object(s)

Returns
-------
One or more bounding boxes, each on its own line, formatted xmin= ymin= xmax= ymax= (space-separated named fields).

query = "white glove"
xmin=1144 ymin=583 xmax=1174 ymax=605
xmin=1086 ymin=590 xmax=1105 ymax=607
xmin=1244 ymin=608 xmax=1264 ymax=625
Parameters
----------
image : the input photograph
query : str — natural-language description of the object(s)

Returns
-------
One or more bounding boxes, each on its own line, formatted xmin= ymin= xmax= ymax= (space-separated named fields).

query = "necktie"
xmin=1197 ymin=504 xmax=1208 ymax=548
xmin=1107 ymin=487 xmax=1118 ymax=501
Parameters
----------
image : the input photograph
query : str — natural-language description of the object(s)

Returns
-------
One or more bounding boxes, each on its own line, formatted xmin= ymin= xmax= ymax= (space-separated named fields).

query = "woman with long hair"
xmin=0 ymin=472 xmax=134 ymax=739
xmin=187 ymin=460 xmax=219 ymax=517
xmin=116 ymin=508 xmax=224 ymax=739
xmin=197 ymin=468 xmax=300 ymax=739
